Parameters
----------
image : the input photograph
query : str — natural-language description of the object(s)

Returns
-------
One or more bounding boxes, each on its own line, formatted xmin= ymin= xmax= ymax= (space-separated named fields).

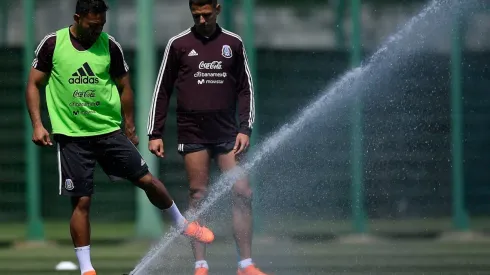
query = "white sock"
xmin=74 ymin=245 xmax=94 ymax=274
xmin=195 ymin=260 xmax=209 ymax=269
xmin=164 ymin=201 xmax=187 ymax=230
xmin=238 ymin=258 xmax=253 ymax=269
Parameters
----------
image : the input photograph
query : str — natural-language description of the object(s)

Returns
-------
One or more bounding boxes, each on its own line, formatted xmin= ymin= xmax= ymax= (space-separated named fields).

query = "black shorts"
xmin=55 ymin=130 xmax=149 ymax=197
xmin=177 ymin=141 xmax=235 ymax=158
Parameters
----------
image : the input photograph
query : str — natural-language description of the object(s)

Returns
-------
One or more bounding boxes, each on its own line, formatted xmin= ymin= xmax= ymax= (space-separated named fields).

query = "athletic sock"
xmin=195 ymin=260 xmax=209 ymax=269
xmin=164 ymin=201 xmax=187 ymax=230
xmin=74 ymin=245 xmax=94 ymax=274
xmin=238 ymin=258 xmax=253 ymax=269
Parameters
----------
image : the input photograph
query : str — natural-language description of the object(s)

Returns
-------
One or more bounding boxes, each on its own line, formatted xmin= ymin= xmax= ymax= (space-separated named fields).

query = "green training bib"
xmin=45 ymin=27 xmax=121 ymax=137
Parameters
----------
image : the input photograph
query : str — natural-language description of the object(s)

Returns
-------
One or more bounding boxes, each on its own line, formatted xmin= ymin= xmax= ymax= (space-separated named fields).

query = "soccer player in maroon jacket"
xmin=147 ymin=1 xmax=267 ymax=275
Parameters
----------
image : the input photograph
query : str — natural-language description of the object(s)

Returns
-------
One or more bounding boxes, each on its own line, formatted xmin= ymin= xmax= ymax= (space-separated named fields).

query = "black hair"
xmin=76 ymin=0 xmax=109 ymax=16
xmin=189 ymin=0 xmax=218 ymax=8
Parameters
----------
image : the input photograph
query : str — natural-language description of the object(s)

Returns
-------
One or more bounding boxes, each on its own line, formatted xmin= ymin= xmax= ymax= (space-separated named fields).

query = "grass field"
xmin=3 ymin=217 xmax=490 ymax=243
xmin=2 ymin=240 xmax=490 ymax=274
xmin=1 ymin=219 xmax=490 ymax=274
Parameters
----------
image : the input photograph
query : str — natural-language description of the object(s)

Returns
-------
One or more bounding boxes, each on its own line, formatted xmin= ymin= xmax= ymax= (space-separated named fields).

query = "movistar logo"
xmin=69 ymin=62 xmax=99 ymax=84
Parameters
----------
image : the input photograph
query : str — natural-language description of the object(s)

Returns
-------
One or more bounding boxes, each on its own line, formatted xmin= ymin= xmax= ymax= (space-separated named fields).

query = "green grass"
xmin=1 ymin=218 xmax=490 ymax=274
xmin=0 ymin=243 xmax=142 ymax=274
xmin=0 ymin=221 xmax=138 ymax=243
xmin=2 ymin=217 xmax=490 ymax=244
xmin=1 ymin=241 xmax=490 ymax=274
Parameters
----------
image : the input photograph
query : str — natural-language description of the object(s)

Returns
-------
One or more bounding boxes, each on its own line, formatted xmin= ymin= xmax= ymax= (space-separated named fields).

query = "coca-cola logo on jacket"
xmin=199 ymin=61 xmax=222 ymax=70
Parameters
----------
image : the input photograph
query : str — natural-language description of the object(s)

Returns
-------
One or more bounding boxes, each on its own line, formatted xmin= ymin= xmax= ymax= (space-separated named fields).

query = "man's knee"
xmin=189 ymin=186 xmax=208 ymax=201
xmin=132 ymin=172 xmax=154 ymax=189
xmin=232 ymin=180 xmax=253 ymax=200
xmin=71 ymin=196 xmax=91 ymax=213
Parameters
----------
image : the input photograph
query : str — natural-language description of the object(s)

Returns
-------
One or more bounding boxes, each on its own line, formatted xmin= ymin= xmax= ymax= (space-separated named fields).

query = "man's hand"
xmin=32 ymin=125 xmax=53 ymax=146
xmin=149 ymin=139 xmax=165 ymax=158
xmin=124 ymin=124 xmax=139 ymax=145
xmin=234 ymin=133 xmax=250 ymax=155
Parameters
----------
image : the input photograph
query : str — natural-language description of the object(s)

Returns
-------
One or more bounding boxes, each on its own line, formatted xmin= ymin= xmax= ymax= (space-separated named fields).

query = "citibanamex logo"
xmin=199 ymin=61 xmax=222 ymax=70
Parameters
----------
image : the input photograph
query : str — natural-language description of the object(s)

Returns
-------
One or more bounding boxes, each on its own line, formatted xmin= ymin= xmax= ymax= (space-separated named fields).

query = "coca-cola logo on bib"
xmin=199 ymin=61 xmax=222 ymax=70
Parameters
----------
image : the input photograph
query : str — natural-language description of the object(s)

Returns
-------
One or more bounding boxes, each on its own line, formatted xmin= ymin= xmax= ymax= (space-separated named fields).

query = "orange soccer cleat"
xmin=182 ymin=221 xmax=215 ymax=244
xmin=194 ymin=267 xmax=209 ymax=275
xmin=237 ymin=265 xmax=270 ymax=275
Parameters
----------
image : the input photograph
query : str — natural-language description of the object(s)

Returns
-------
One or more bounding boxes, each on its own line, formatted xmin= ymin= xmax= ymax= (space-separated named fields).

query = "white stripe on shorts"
xmin=57 ymin=143 xmax=62 ymax=195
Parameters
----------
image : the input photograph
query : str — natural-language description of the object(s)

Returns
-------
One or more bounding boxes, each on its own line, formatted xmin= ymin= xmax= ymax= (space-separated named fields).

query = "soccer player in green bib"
xmin=25 ymin=1 xmax=214 ymax=274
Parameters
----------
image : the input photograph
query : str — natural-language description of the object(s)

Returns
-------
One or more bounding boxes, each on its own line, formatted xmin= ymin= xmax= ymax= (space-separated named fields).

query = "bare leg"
xmin=217 ymin=151 xmax=253 ymax=260
xmin=71 ymin=196 xmax=95 ymax=274
xmin=70 ymin=196 xmax=92 ymax=247
xmin=132 ymin=171 xmax=214 ymax=244
xmin=132 ymin=172 xmax=173 ymax=210
xmin=183 ymin=150 xmax=211 ymax=262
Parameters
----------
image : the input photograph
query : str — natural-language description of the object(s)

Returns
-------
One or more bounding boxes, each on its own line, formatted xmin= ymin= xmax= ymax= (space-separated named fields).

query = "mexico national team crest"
xmin=222 ymin=45 xmax=233 ymax=58
xmin=65 ymin=179 xmax=74 ymax=191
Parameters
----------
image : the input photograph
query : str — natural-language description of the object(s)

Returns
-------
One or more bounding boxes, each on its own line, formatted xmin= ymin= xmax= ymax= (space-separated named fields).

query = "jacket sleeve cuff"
xmin=148 ymin=134 xmax=162 ymax=140
xmin=239 ymin=127 xmax=252 ymax=137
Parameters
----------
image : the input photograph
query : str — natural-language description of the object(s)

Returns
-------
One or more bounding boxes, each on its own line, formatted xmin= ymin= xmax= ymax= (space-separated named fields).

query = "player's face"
xmin=191 ymin=4 xmax=220 ymax=35
xmin=75 ymin=12 xmax=106 ymax=42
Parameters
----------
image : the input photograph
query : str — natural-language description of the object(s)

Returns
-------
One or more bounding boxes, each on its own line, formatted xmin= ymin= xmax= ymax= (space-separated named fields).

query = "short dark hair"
xmin=189 ymin=0 xmax=218 ymax=8
xmin=76 ymin=0 xmax=109 ymax=16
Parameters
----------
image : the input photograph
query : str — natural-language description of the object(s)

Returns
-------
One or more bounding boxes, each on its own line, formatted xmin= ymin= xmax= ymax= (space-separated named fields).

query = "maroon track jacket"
xmin=147 ymin=25 xmax=255 ymax=144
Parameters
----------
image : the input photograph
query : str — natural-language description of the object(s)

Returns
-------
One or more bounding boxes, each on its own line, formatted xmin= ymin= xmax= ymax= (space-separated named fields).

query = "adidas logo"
xmin=69 ymin=62 xmax=99 ymax=84
xmin=188 ymin=49 xmax=198 ymax=56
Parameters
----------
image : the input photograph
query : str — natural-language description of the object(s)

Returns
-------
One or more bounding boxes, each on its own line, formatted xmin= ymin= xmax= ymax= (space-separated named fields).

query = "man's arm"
xmin=109 ymin=37 xmax=138 ymax=144
xmin=236 ymin=41 xmax=255 ymax=137
xmin=114 ymin=74 xmax=137 ymax=141
xmin=115 ymin=74 xmax=135 ymax=129
xmin=147 ymin=41 xmax=179 ymax=140
xmin=27 ymin=34 xmax=55 ymax=146
xmin=26 ymin=68 xmax=49 ymax=129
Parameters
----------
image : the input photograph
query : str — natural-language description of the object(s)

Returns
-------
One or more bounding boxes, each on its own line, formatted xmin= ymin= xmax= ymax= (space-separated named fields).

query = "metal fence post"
xmin=350 ymin=0 xmax=366 ymax=234
xmin=135 ymin=0 xmax=162 ymax=239
xmin=450 ymin=7 xmax=468 ymax=232
xmin=222 ymin=0 xmax=234 ymax=31
xmin=23 ymin=0 xmax=44 ymax=241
